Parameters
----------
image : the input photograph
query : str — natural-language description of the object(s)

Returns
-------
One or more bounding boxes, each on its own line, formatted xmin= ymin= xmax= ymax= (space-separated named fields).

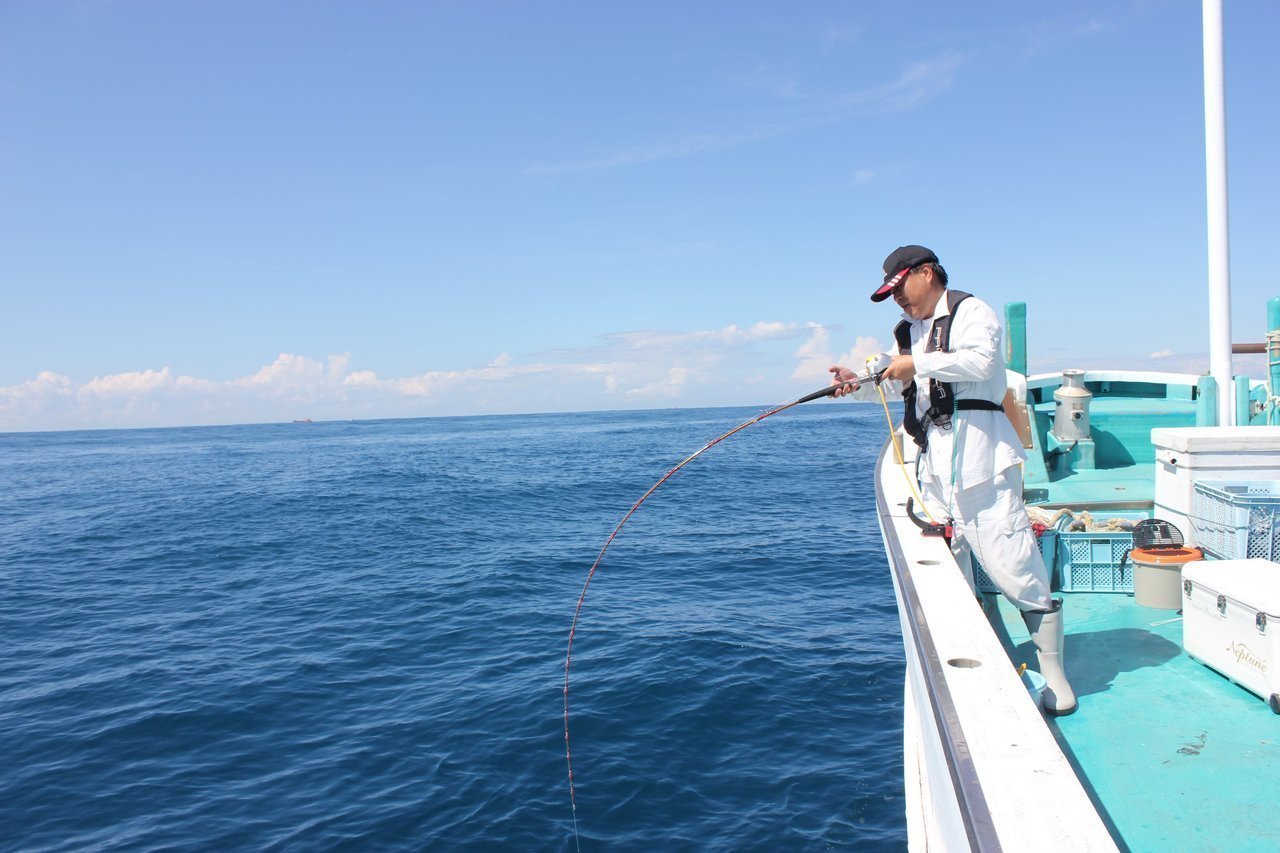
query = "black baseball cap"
xmin=871 ymin=245 xmax=939 ymax=302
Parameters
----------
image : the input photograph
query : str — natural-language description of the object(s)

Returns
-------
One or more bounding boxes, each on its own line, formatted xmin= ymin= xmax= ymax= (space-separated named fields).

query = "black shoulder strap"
xmin=895 ymin=319 xmax=923 ymax=447
xmin=893 ymin=319 xmax=911 ymax=355
xmin=930 ymin=290 xmax=971 ymax=353
xmin=947 ymin=289 xmax=972 ymax=311
xmin=896 ymin=290 xmax=975 ymax=450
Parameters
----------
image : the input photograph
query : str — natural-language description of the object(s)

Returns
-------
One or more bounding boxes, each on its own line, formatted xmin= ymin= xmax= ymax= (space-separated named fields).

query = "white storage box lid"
xmin=1151 ymin=427 xmax=1280 ymax=454
xmin=1183 ymin=558 xmax=1280 ymax=615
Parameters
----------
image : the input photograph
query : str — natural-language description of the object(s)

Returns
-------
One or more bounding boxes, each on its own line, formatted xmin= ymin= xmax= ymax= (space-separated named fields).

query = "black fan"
xmin=1119 ymin=518 xmax=1186 ymax=572
xmin=1131 ymin=519 xmax=1185 ymax=550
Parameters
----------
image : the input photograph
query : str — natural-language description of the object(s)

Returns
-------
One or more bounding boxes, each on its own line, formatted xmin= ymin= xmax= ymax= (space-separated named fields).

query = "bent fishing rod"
xmin=563 ymin=357 xmax=890 ymax=846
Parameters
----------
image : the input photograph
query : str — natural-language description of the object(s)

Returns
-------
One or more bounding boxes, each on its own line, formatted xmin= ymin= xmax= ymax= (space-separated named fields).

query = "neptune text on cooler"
xmin=1227 ymin=641 xmax=1268 ymax=673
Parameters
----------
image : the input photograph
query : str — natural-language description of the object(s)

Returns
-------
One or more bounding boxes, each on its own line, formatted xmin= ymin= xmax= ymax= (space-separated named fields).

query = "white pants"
xmin=919 ymin=464 xmax=1053 ymax=611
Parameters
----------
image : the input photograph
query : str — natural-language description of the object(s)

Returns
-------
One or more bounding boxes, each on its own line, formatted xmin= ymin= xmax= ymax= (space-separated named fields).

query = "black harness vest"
xmin=894 ymin=290 xmax=1002 ymax=449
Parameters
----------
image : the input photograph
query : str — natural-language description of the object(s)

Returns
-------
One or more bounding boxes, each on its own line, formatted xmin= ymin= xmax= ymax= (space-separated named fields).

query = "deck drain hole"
xmin=947 ymin=658 xmax=982 ymax=669
xmin=917 ymin=559 xmax=941 ymax=566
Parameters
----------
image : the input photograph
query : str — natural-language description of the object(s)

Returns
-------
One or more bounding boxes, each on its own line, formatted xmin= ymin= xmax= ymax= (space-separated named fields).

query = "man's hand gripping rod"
xmin=843 ymin=352 xmax=953 ymax=541
xmin=796 ymin=354 xmax=892 ymax=405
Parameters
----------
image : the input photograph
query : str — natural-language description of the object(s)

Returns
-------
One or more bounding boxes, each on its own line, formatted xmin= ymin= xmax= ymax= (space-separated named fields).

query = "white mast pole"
xmin=1203 ymin=0 xmax=1233 ymax=425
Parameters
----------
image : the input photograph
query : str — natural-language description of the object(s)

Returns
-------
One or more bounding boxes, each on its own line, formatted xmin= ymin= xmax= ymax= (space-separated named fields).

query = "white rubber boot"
xmin=1021 ymin=600 xmax=1078 ymax=716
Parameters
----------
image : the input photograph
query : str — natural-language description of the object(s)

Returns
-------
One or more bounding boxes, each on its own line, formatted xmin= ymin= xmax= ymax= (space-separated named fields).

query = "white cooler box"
xmin=1152 ymin=427 xmax=1280 ymax=548
xmin=1182 ymin=559 xmax=1280 ymax=713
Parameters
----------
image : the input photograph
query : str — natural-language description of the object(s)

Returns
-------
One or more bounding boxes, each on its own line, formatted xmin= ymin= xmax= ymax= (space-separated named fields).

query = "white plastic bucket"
xmin=1132 ymin=547 xmax=1202 ymax=609
xmin=1022 ymin=669 xmax=1047 ymax=710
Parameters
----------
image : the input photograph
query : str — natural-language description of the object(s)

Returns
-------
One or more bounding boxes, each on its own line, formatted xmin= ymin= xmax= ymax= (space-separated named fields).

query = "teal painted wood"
xmin=1196 ymin=375 xmax=1217 ymax=426
xmin=1032 ymin=398 xmax=1196 ymax=468
xmin=1270 ymin=297 xmax=1280 ymax=425
xmin=1024 ymin=377 xmax=1200 ymax=498
xmin=1005 ymin=302 xmax=1027 ymax=374
xmin=1235 ymin=375 xmax=1252 ymax=426
xmin=1023 ymin=403 xmax=1052 ymax=491
xmin=1244 ymin=384 xmax=1268 ymax=426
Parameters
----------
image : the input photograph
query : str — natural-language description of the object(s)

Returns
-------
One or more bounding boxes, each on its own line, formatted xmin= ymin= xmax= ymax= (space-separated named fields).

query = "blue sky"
xmin=2 ymin=1 xmax=1277 ymax=431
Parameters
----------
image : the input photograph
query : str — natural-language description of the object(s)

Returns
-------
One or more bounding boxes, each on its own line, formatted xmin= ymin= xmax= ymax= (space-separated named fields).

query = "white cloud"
xmin=626 ymin=367 xmax=691 ymax=398
xmin=344 ymin=358 xmax=566 ymax=399
xmin=525 ymin=52 xmax=968 ymax=176
xmin=833 ymin=51 xmax=966 ymax=113
xmin=6 ymin=371 xmax=74 ymax=399
xmin=234 ymin=354 xmax=329 ymax=390
xmin=838 ymin=336 xmax=890 ymax=373
xmin=79 ymin=367 xmax=174 ymax=398
xmin=791 ymin=323 xmax=835 ymax=381
xmin=0 ymin=372 xmax=76 ymax=425
xmin=524 ymin=128 xmax=785 ymax=176
xmin=1149 ymin=348 xmax=1175 ymax=359
xmin=599 ymin=322 xmax=803 ymax=353
xmin=0 ymin=319 xmax=885 ymax=431
xmin=790 ymin=324 xmax=887 ymax=382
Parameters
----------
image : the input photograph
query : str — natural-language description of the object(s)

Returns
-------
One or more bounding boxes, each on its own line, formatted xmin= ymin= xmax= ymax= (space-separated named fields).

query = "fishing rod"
xmin=563 ymin=356 xmax=891 ymax=848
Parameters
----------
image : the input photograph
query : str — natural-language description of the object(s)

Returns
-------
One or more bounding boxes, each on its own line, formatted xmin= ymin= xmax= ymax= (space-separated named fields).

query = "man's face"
xmin=892 ymin=267 xmax=943 ymax=320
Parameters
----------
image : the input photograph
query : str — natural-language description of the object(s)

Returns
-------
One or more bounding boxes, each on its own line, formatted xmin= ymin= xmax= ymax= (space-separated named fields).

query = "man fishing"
xmin=829 ymin=245 xmax=1077 ymax=716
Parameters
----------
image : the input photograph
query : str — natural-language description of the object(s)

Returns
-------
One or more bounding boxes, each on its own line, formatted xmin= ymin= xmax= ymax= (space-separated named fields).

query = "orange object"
xmin=1002 ymin=388 xmax=1034 ymax=449
xmin=1130 ymin=546 xmax=1203 ymax=564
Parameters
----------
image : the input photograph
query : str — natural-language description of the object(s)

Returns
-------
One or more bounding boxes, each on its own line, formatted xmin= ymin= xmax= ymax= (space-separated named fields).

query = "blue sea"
xmin=0 ymin=404 xmax=906 ymax=851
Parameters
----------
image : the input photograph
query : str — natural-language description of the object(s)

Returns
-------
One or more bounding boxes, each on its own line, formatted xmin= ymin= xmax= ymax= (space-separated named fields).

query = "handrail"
xmin=874 ymin=443 xmax=1002 ymax=852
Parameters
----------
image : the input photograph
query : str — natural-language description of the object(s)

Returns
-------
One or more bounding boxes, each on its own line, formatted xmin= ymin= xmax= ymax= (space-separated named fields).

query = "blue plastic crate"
xmin=974 ymin=513 xmax=1147 ymax=594
xmin=1054 ymin=529 xmax=1136 ymax=592
xmin=1193 ymin=480 xmax=1280 ymax=560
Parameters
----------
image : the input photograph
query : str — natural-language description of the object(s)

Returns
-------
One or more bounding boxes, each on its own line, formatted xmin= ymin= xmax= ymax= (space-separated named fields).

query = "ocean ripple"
xmin=0 ymin=405 xmax=906 ymax=850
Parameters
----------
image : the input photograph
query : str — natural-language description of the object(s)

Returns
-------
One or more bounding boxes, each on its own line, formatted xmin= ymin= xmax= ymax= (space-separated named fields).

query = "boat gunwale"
xmin=874 ymin=442 xmax=1002 ymax=852
xmin=1024 ymin=369 xmax=1204 ymax=390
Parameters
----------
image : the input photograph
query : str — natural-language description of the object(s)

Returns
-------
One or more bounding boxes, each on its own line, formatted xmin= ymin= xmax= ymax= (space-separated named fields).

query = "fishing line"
xmin=563 ymin=367 xmax=885 ymax=849
xmin=875 ymin=379 xmax=937 ymax=524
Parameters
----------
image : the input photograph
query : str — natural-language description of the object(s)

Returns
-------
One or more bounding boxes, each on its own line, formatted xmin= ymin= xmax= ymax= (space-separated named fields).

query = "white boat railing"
xmin=1024 ymin=370 xmax=1203 ymax=394
xmin=876 ymin=472 xmax=1000 ymax=851
xmin=874 ymin=438 xmax=1118 ymax=852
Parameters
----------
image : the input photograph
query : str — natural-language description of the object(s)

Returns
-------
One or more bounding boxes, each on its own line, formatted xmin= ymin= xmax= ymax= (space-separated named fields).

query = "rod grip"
xmin=795 ymin=384 xmax=842 ymax=405
xmin=796 ymin=370 xmax=885 ymax=406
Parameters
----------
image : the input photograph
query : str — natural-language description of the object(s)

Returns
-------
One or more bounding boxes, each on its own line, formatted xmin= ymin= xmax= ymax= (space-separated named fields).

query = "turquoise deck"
xmin=1026 ymin=463 xmax=1156 ymax=507
xmin=1024 ymin=394 xmax=1198 ymax=507
xmin=1031 ymin=396 xmax=1200 ymax=465
xmin=990 ymin=592 xmax=1280 ymax=851
xmin=1008 ymin=372 xmax=1279 ymax=850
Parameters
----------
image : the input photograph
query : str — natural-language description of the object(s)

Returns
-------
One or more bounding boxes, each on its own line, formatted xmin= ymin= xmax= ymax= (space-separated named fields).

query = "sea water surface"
xmin=0 ymin=404 xmax=905 ymax=850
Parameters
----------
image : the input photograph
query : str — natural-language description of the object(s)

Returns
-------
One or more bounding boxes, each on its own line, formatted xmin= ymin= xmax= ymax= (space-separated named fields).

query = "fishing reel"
xmin=865 ymin=352 xmax=893 ymax=380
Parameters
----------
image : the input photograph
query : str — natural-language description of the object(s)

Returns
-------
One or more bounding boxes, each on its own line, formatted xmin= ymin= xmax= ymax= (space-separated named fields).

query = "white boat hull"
xmin=875 ymin=439 xmax=1117 ymax=851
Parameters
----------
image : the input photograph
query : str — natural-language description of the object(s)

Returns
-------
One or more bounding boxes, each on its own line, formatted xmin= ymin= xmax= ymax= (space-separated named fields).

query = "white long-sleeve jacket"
xmin=855 ymin=291 xmax=1025 ymax=492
